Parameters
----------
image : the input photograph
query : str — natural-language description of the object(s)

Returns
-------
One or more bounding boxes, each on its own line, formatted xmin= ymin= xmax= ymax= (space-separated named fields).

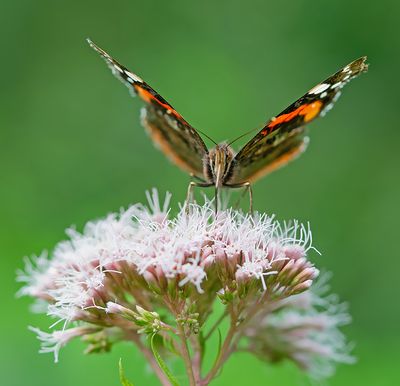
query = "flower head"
xmin=18 ymin=189 xmax=351 ymax=380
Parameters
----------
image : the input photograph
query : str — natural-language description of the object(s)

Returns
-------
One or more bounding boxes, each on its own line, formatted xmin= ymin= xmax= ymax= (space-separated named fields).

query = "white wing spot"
xmin=320 ymin=91 xmax=327 ymax=98
xmin=124 ymin=70 xmax=143 ymax=83
xmin=165 ymin=114 xmax=179 ymax=131
xmin=332 ymin=90 xmax=342 ymax=102
xmin=140 ymin=107 xmax=147 ymax=120
xmin=308 ymin=83 xmax=330 ymax=95
xmin=113 ymin=64 xmax=123 ymax=73
xmin=331 ymin=82 xmax=343 ymax=89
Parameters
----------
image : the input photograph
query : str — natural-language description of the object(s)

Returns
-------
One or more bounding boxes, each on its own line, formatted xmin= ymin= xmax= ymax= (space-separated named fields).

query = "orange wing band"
xmin=136 ymin=87 xmax=183 ymax=120
xmin=262 ymin=101 xmax=323 ymax=135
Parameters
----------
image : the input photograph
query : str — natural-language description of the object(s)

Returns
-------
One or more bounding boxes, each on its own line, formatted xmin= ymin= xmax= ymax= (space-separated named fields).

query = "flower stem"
xmin=124 ymin=330 xmax=171 ymax=386
xmin=177 ymin=323 xmax=196 ymax=386
xmin=202 ymin=313 xmax=238 ymax=385
xmin=191 ymin=334 xmax=203 ymax=384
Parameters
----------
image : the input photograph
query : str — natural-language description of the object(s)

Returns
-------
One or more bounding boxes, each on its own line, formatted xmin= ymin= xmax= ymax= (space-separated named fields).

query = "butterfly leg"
xmin=187 ymin=174 xmax=204 ymax=204
xmin=185 ymin=180 xmax=213 ymax=213
xmin=190 ymin=173 xmax=207 ymax=183
xmin=225 ymin=182 xmax=253 ymax=215
xmin=215 ymin=186 xmax=219 ymax=215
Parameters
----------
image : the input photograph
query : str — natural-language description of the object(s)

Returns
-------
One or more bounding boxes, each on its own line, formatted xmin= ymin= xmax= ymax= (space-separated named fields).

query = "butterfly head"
xmin=204 ymin=144 xmax=235 ymax=187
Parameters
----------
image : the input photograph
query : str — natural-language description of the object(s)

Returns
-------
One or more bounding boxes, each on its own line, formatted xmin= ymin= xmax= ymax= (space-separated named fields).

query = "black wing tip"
xmin=86 ymin=37 xmax=97 ymax=50
xmin=350 ymin=56 xmax=369 ymax=74
xmin=85 ymin=38 xmax=145 ymax=89
xmin=86 ymin=38 xmax=107 ymax=57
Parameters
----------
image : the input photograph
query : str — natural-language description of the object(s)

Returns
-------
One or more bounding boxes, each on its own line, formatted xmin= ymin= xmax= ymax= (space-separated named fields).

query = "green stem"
xmin=177 ymin=323 xmax=196 ymax=386
xmin=202 ymin=312 xmax=238 ymax=385
xmin=123 ymin=330 xmax=171 ymax=386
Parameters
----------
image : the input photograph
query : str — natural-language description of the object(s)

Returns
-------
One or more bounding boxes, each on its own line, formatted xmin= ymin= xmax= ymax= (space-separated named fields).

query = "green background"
xmin=1 ymin=0 xmax=398 ymax=385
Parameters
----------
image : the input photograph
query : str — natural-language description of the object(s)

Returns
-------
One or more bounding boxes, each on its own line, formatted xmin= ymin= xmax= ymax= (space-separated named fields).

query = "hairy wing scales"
xmin=234 ymin=136 xmax=309 ymax=183
xmin=141 ymin=107 xmax=207 ymax=175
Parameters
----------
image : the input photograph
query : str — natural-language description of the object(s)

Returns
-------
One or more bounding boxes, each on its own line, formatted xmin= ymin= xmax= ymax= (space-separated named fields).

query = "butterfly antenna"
xmin=197 ymin=129 xmax=218 ymax=146
xmin=228 ymin=127 xmax=260 ymax=147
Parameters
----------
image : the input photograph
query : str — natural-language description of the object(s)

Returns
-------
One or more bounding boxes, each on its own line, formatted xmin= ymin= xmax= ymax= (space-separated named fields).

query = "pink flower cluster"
xmin=18 ymin=190 xmax=352 ymax=379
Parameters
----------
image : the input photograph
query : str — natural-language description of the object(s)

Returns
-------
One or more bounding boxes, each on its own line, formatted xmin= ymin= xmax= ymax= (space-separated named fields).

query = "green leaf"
xmin=119 ymin=358 xmax=134 ymax=386
xmin=150 ymin=333 xmax=180 ymax=386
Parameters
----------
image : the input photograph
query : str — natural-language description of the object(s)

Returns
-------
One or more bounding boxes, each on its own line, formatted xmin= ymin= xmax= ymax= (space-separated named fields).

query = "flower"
xmin=29 ymin=326 xmax=100 ymax=363
xmin=18 ymin=189 xmax=351 ymax=381
xmin=242 ymin=274 xmax=355 ymax=379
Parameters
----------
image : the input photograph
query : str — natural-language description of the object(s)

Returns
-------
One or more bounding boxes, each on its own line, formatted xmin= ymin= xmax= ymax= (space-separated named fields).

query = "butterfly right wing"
xmin=87 ymin=39 xmax=208 ymax=178
xmin=228 ymin=57 xmax=368 ymax=184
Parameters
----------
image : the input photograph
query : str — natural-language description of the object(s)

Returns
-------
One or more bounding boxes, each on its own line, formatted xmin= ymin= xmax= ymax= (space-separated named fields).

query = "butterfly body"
xmin=203 ymin=144 xmax=235 ymax=187
xmin=87 ymin=39 xmax=367 ymax=210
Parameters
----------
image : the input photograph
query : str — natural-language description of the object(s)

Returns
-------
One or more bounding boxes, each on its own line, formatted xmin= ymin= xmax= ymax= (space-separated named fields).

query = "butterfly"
xmin=87 ymin=39 xmax=368 ymax=212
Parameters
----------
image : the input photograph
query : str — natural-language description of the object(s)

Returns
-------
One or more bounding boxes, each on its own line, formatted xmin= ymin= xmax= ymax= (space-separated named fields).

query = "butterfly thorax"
xmin=203 ymin=144 xmax=235 ymax=187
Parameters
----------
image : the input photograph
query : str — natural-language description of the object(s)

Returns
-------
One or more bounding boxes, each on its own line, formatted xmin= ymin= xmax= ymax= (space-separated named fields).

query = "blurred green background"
xmin=1 ymin=0 xmax=399 ymax=385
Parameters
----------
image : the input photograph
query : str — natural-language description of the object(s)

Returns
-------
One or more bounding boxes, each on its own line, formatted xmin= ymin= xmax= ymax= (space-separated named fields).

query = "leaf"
xmin=150 ymin=333 xmax=180 ymax=386
xmin=119 ymin=358 xmax=134 ymax=386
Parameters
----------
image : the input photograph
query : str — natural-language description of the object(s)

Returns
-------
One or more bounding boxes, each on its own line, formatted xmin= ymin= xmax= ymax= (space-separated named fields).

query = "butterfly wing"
xmin=228 ymin=57 xmax=368 ymax=184
xmin=88 ymin=39 xmax=208 ymax=178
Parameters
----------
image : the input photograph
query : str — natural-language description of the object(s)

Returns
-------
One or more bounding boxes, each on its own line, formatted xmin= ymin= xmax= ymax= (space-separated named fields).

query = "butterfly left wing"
xmin=228 ymin=57 xmax=368 ymax=184
xmin=87 ymin=39 xmax=208 ymax=178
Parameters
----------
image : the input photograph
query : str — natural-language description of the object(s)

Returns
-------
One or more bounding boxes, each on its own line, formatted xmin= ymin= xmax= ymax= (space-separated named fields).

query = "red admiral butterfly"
xmin=88 ymin=39 xmax=367 ymax=212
